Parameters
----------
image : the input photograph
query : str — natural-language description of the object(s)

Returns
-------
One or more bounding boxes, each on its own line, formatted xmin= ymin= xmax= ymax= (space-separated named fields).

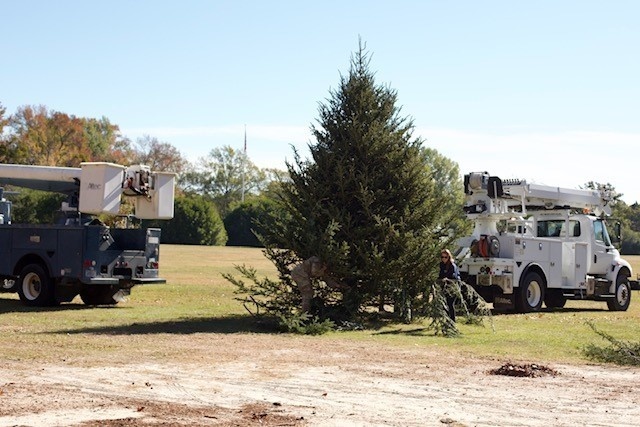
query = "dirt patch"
xmin=1 ymin=333 xmax=640 ymax=426
xmin=72 ymin=402 xmax=305 ymax=427
xmin=489 ymin=362 xmax=560 ymax=378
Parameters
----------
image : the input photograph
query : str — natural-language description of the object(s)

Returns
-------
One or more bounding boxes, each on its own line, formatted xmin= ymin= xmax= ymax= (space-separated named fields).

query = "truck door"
xmin=589 ymin=219 xmax=615 ymax=275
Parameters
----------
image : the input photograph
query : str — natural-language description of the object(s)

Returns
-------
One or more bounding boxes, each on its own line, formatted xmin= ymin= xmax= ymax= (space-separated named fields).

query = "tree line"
xmin=1 ymin=101 xmax=638 ymax=256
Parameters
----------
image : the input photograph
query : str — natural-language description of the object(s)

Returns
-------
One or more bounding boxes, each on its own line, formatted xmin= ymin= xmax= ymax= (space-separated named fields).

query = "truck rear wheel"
xmin=516 ymin=271 xmax=545 ymax=313
xmin=80 ymin=285 xmax=119 ymax=306
xmin=18 ymin=264 xmax=56 ymax=307
xmin=607 ymin=276 xmax=631 ymax=311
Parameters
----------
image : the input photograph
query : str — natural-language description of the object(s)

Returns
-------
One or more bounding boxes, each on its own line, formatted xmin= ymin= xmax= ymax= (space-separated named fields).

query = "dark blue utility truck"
xmin=0 ymin=162 xmax=175 ymax=306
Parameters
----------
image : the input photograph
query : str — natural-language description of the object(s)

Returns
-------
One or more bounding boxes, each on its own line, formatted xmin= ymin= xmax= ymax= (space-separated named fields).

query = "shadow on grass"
xmin=1 ymin=294 xmax=271 ymax=335
xmin=373 ymin=327 xmax=431 ymax=336
xmin=0 ymin=295 xmax=93 ymax=314
xmin=542 ymin=307 xmax=608 ymax=313
xmin=489 ymin=307 xmax=608 ymax=316
xmin=51 ymin=315 xmax=274 ymax=335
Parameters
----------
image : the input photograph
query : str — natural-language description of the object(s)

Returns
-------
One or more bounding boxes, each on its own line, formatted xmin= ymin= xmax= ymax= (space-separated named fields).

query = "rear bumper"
xmin=82 ymin=277 xmax=167 ymax=286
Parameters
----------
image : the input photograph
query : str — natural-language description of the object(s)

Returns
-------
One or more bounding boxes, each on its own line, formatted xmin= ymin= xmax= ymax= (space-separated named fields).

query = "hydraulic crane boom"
xmin=0 ymin=162 xmax=175 ymax=220
xmin=464 ymin=172 xmax=612 ymax=218
xmin=0 ymin=164 xmax=80 ymax=194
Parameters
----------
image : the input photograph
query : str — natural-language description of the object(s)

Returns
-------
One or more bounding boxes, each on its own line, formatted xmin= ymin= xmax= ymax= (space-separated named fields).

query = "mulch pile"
xmin=489 ymin=363 xmax=559 ymax=378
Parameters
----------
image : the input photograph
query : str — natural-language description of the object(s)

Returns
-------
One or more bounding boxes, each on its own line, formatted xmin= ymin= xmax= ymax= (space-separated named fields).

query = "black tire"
xmin=17 ymin=264 xmax=56 ymax=307
xmin=607 ymin=275 xmax=631 ymax=311
xmin=544 ymin=289 xmax=567 ymax=309
xmin=515 ymin=271 xmax=545 ymax=313
xmin=80 ymin=285 xmax=119 ymax=306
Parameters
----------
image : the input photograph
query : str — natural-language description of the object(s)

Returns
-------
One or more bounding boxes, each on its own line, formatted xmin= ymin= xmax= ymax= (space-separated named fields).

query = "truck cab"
xmin=534 ymin=214 xmax=625 ymax=280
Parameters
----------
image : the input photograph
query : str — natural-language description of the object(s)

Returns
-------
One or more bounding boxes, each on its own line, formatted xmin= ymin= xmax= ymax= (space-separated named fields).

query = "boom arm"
xmin=464 ymin=172 xmax=612 ymax=218
xmin=0 ymin=162 xmax=175 ymax=220
xmin=0 ymin=164 xmax=81 ymax=194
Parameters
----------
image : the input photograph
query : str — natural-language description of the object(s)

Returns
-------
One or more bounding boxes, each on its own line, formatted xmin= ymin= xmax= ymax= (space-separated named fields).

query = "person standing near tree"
xmin=438 ymin=249 xmax=460 ymax=321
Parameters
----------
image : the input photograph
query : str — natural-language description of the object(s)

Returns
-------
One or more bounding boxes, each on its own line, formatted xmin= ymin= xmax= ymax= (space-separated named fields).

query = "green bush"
xmin=224 ymin=197 xmax=280 ymax=247
xmin=148 ymin=194 xmax=227 ymax=245
xmin=8 ymin=188 xmax=66 ymax=224
xmin=621 ymin=228 xmax=640 ymax=255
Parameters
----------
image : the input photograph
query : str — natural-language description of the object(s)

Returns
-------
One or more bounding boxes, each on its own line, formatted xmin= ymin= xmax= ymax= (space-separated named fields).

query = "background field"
xmin=1 ymin=246 xmax=639 ymax=365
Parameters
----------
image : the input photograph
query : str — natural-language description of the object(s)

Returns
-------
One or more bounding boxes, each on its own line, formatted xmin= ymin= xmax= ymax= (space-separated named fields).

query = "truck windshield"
xmin=594 ymin=219 xmax=612 ymax=246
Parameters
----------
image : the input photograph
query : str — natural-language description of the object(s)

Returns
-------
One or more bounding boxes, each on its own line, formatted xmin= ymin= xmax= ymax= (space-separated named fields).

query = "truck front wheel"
xmin=607 ymin=276 xmax=631 ymax=311
xmin=18 ymin=264 xmax=56 ymax=307
xmin=516 ymin=271 xmax=545 ymax=313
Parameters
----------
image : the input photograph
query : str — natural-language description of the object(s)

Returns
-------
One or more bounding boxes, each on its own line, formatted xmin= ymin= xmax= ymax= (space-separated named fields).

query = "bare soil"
xmin=1 ymin=333 xmax=640 ymax=427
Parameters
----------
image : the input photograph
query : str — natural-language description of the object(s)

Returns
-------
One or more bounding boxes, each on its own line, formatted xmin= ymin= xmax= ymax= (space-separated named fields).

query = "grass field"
xmin=1 ymin=246 xmax=639 ymax=365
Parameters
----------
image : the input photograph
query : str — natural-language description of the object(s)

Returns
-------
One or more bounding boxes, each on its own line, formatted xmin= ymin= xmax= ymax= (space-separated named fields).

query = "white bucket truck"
xmin=457 ymin=172 xmax=634 ymax=313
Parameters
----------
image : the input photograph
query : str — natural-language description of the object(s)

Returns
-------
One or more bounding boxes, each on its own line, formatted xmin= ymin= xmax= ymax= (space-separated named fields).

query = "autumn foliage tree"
xmin=2 ymin=105 xmax=132 ymax=167
xmin=7 ymin=105 xmax=90 ymax=166
xmin=132 ymin=135 xmax=187 ymax=174
xmin=83 ymin=116 xmax=131 ymax=164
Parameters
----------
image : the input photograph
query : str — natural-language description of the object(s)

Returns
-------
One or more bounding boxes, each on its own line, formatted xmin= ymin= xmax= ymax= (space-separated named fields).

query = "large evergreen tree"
xmin=244 ymin=42 xmax=467 ymax=323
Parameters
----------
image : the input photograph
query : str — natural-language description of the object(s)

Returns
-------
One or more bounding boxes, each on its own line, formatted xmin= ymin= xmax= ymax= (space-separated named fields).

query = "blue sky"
xmin=1 ymin=1 xmax=639 ymax=203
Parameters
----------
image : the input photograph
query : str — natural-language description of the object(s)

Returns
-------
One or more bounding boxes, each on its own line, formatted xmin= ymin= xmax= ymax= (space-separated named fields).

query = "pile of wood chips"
xmin=489 ymin=363 xmax=559 ymax=378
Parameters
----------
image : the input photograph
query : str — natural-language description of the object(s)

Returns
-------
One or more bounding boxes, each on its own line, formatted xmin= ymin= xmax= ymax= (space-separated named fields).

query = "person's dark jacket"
xmin=439 ymin=261 xmax=460 ymax=281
